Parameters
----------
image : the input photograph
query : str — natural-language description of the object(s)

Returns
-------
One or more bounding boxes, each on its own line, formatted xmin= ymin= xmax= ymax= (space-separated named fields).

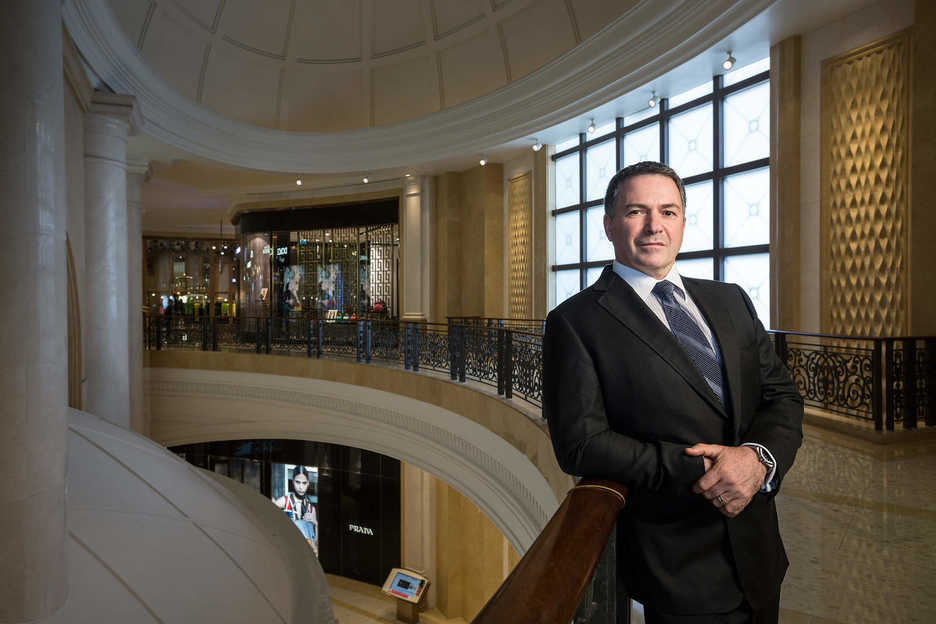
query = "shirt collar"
xmin=611 ymin=260 xmax=687 ymax=302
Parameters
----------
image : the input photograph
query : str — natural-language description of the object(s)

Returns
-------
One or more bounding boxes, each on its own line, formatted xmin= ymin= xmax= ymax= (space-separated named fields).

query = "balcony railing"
xmin=144 ymin=315 xmax=934 ymax=431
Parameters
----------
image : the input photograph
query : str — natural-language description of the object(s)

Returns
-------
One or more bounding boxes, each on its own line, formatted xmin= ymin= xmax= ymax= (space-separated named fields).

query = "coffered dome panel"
xmin=433 ymin=0 xmax=487 ymax=39
xmin=571 ymin=0 xmax=641 ymax=41
xmin=202 ymin=41 xmax=281 ymax=127
xmin=440 ymin=29 xmax=507 ymax=108
xmin=292 ymin=0 xmax=361 ymax=62
xmin=372 ymin=54 xmax=439 ymax=127
xmin=373 ymin=0 xmax=426 ymax=57
xmin=281 ymin=63 xmax=366 ymax=132
xmin=140 ymin=7 xmax=205 ymax=102
xmin=219 ymin=0 xmax=292 ymax=58
xmin=500 ymin=0 xmax=578 ymax=80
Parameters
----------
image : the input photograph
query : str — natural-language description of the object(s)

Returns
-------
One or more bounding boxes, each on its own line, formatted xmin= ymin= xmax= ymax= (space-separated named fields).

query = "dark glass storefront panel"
xmin=171 ymin=439 xmax=400 ymax=587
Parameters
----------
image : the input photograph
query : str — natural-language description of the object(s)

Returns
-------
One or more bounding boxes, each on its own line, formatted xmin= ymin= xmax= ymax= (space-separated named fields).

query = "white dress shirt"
xmin=610 ymin=261 xmax=777 ymax=492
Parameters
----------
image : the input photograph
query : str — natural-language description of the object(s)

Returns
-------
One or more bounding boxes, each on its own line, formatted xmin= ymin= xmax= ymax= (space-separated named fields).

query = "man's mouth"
xmin=637 ymin=241 xmax=665 ymax=247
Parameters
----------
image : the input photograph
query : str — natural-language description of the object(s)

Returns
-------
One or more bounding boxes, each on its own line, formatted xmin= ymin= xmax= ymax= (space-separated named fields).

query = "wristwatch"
xmin=752 ymin=445 xmax=775 ymax=473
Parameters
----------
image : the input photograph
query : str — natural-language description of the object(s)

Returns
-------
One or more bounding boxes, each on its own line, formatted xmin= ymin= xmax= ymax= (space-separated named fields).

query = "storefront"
xmin=143 ymin=236 xmax=239 ymax=317
xmin=235 ymin=197 xmax=399 ymax=321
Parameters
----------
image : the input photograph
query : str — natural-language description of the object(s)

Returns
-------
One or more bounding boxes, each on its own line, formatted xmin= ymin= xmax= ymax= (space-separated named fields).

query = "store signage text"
xmin=348 ymin=524 xmax=375 ymax=536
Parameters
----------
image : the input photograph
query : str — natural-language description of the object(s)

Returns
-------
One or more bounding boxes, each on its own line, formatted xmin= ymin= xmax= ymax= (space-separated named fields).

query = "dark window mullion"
xmin=712 ymin=74 xmax=724 ymax=281
xmin=659 ymin=98 xmax=668 ymax=164
xmin=579 ymin=133 xmax=587 ymax=290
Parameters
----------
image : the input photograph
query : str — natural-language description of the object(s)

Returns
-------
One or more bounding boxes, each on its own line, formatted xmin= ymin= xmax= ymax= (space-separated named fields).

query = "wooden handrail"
xmin=472 ymin=479 xmax=628 ymax=624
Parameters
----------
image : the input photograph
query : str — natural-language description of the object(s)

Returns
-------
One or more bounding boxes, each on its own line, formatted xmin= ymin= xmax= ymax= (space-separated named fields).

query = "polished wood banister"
xmin=472 ymin=479 xmax=628 ymax=624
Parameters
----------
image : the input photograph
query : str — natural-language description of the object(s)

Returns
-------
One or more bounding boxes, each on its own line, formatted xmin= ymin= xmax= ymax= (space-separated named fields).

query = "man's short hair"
xmin=603 ymin=161 xmax=687 ymax=217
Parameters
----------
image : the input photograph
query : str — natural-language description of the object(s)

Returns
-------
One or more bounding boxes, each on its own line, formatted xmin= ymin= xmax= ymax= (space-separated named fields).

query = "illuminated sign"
xmin=348 ymin=524 xmax=374 ymax=536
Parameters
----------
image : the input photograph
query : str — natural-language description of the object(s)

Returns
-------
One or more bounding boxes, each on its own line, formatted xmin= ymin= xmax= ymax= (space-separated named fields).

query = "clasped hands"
xmin=685 ymin=444 xmax=766 ymax=518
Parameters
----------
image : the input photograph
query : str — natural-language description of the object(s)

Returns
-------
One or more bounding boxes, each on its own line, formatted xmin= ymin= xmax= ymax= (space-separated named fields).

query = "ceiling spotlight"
xmin=531 ymin=138 xmax=543 ymax=152
xmin=405 ymin=173 xmax=412 ymax=177
xmin=648 ymin=91 xmax=658 ymax=108
xmin=295 ymin=177 xmax=302 ymax=186
xmin=722 ymin=51 xmax=736 ymax=71
xmin=362 ymin=176 xmax=369 ymax=183
xmin=479 ymin=158 xmax=487 ymax=166
xmin=586 ymin=118 xmax=596 ymax=134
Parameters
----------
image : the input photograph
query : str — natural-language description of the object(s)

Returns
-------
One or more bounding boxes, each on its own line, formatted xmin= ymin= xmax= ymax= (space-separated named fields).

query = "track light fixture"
xmin=295 ymin=177 xmax=302 ymax=186
xmin=362 ymin=176 xmax=369 ymax=183
xmin=722 ymin=51 xmax=736 ymax=71
xmin=586 ymin=118 xmax=596 ymax=134
xmin=648 ymin=91 xmax=658 ymax=108
xmin=479 ymin=157 xmax=487 ymax=166
xmin=531 ymin=138 xmax=543 ymax=152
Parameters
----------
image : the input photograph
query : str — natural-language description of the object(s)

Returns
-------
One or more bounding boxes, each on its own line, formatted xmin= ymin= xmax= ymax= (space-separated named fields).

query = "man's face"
xmin=293 ymin=474 xmax=309 ymax=496
xmin=603 ymin=174 xmax=685 ymax=279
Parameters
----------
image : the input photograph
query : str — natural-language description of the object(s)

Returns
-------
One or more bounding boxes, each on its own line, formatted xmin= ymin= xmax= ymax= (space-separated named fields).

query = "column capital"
xmin=88 ymin=91 xmax=141 ymax=134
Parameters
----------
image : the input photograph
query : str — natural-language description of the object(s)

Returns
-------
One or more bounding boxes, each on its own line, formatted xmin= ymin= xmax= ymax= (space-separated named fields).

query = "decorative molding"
xmin=63 ymin=0 xmax=772 ymax=173
xmin=820 ymin=29 xmax=911 ymax=336
xmin=146 ymin=369 xmax=558 ymax=551
xmin=88 ymin=91 xmax=142 ymax=133
xmin=62 ymin=27 xmax=93 ymax=111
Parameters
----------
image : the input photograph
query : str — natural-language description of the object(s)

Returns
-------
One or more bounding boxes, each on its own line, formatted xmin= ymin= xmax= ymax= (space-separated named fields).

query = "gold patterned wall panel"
xmin=508 ymin=173 xmax=532 ymax=319
xmin=820 ymin=30 xmax=911 ymax=336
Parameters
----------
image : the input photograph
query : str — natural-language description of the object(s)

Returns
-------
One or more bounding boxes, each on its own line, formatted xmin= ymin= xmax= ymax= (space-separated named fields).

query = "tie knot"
xmin=652 ymin=280 xmax=680 ymax=302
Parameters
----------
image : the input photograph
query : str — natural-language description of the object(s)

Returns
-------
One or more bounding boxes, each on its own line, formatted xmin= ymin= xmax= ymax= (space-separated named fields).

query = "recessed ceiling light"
xmin=479 ymin=158 xmax=487 ymax=166
xmin=362 ymin=177 xmax=369 ymax=183
xmin=296 ymin=178 xmax=302 ymax=186
xmin=722 ymin=51 xmax=736 ymax=71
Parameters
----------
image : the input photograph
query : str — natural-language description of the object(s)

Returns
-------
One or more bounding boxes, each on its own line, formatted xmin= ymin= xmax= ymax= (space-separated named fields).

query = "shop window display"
xmin=143 ymin=237 xmax=239 ymax=318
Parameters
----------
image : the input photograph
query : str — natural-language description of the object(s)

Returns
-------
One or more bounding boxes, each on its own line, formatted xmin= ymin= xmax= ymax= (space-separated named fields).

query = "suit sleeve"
xmin=543 ymin=307 xmax=705 ymax=495
xmin=735 ymin=285 xmax=804 ymax=492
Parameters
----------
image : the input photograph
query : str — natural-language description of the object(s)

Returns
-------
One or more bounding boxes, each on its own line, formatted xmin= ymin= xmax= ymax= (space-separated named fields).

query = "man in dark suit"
xmin=543 ymin=161 xmax=803 ymax=623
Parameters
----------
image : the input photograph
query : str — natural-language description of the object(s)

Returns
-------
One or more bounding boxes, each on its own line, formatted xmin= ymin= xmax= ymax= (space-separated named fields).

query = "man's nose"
xmin=643 ymin=212 xmax=663 ymax=233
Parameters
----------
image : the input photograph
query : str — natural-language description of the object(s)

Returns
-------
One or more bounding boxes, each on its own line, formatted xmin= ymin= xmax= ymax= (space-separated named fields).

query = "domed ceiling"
xmin=107 ymin=0 xmax=636 ymax=132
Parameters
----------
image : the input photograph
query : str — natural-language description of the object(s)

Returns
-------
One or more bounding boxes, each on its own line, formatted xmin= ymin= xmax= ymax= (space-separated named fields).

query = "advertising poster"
xmin=272 ymin=464 xmax=319 ymax=556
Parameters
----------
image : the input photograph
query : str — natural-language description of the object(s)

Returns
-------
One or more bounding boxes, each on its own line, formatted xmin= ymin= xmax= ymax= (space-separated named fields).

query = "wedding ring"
xmin=716 ymin=495 xmax=726 ymax=506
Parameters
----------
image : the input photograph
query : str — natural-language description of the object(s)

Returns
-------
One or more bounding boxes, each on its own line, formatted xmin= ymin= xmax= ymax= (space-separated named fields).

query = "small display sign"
xmin=381 ymin=568 xmax=429 ymax=604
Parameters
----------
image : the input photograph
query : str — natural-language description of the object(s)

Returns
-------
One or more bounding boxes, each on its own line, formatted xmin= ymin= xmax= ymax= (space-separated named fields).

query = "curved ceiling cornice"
xmin=64 ymin=0 xmax=773 ymax=173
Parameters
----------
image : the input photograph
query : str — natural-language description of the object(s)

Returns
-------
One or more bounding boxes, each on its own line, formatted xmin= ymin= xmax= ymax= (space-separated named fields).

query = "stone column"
xmin=0 ymin=1 xmax=68 ymax=621
xmin=83 ymin=92 xmax=138 ymax=428
xmin=127 ymin=165 xmax=147 ymax=434
xmin=401 ymin=176 xmax=432 ymax=321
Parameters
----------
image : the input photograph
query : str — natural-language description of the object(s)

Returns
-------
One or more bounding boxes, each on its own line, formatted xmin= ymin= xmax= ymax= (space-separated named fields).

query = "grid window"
xmin=551 ymin=60 xmax=771 ymax=325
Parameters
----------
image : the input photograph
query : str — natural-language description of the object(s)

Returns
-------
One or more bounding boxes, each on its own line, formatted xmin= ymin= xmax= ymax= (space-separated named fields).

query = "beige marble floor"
xmin=776 ymin=424 xmax=936 ymax=623
xmin=329 ymin=424 xmax=936 ymax=624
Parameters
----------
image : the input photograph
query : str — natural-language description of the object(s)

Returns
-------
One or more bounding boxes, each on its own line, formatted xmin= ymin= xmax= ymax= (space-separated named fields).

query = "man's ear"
xmin=603 ymin=212 xmax=614 ymax=241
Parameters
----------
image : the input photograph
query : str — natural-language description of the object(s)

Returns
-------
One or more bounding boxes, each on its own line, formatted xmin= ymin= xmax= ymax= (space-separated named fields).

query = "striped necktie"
xmin=651 ymin=280 xmax=724 ymax=405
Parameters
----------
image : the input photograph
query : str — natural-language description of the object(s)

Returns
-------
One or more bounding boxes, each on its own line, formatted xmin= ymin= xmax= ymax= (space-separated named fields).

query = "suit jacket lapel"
xmin=684 ymin=278 xmax=742 ymax=435
xmin=593 ymin=267 xmax=727 ymax=418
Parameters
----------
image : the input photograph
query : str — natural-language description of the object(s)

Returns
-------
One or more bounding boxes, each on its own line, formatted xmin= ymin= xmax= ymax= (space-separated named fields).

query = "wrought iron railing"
xmin=144 ymin=315 xmax=544 ymax=407
xmin=144 ymin=315 xmax=934 ymax=430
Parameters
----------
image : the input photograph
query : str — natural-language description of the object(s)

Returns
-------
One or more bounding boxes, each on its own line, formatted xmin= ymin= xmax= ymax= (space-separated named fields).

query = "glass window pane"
xmin=555 ymin=136 xmax=579 ymax=152
xmin=723 ymin=253 xmax=770 ymax=327
xmin=667 ymin=103 xmax=713 ymax=178
xmin=677 ymin=257 xmax=714 ymax=280
xmin=624 ymin=107 xmax=657 ymax=126
xmin=681 ymin=180 xmax=713 ymax=253
xmin=586 ymin=266 xmax=605 ymax=287
xmin=586 ymin=205 xmax=614 ymax=262
xmin=555 ymin=211 xmax=580 ymax=265
xmin=555 ymin=269 xmax=580 ymax=304
xmin=725 ymin=57 xmax=769 ymax=86
xmin=668 ymin=81 xmax=712 ymax=108
xmin=585 ymin=140 xmax=616 ymax=202
xmin=724 ymin=82 xmax=769 ymax=166
xmin=723 ymin=167 xmax=769 ymax=247
xmin=593 ymin=121 xmax=616 ymax=137
xmin=555 ymin=153 xmax=580 ymax=208
xmin=622 ymin=123 xmax=660 ymax=167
